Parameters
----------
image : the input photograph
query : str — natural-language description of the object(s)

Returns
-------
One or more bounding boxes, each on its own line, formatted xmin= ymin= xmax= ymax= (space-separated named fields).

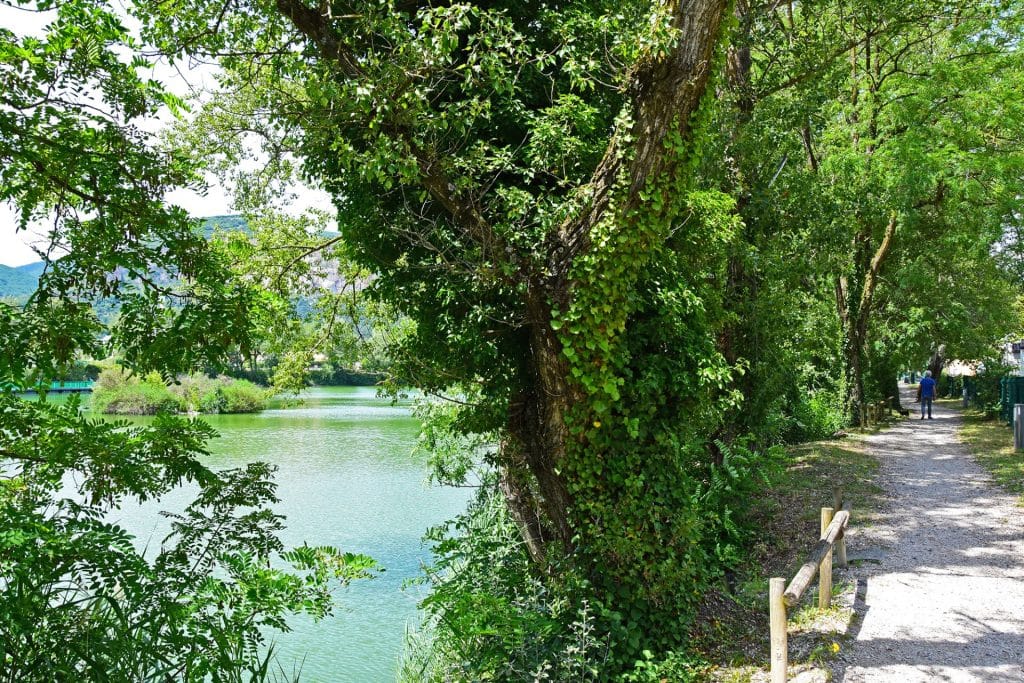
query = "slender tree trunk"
xmin=838 ymin=214 xmax=896 ymax=426
xmin=928 ymin=344 xmax=947 ymax=384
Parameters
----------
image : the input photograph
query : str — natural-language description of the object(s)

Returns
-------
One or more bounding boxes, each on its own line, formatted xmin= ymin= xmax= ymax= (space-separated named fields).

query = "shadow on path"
xmin=830 ymin=386 xmax=1024 ymax=682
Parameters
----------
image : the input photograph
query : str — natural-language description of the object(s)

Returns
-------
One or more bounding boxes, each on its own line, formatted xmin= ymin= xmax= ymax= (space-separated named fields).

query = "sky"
xmin=0 ymin=3 xmax=331 ymax=267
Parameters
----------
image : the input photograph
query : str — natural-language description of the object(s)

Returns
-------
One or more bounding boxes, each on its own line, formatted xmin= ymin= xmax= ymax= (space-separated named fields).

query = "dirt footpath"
xmin=833 ymin=388 xmax=1024 ymax=682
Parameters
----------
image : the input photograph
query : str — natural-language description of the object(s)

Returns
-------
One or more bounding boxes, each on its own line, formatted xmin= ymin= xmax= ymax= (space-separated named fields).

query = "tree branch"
xmin=858 ymin=211 xmax=897 ymax=330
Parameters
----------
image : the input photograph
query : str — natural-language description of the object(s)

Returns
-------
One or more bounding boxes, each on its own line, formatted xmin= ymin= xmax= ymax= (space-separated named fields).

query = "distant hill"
xmin=0 ymin=261 xmax=46 ymax=299
xmin=199 ymin=215 xmax=249 ymax=237
xmin=0 ymin=217 xmax=249 ymax=300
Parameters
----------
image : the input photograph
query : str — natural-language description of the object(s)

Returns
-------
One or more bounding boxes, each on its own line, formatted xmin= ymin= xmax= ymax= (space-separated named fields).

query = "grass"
xmin=688 ymin=427 xmax=889 ymax=677
xmin=957 ymin=411 xmax=1024 ymax=505
xmin=751 ymin=437 xmax=885 ymax=579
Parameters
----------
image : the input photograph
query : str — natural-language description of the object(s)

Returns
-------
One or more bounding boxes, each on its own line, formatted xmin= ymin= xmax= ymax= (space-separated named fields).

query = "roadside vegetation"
xmin=958 ymin=413 xmax=1024 ymax=504
xmin=684 ymin=430 xmax=887 ymax=680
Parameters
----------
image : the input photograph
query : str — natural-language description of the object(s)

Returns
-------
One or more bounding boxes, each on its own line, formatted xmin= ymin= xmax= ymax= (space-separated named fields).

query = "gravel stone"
xmin=833 ymin=388 xmax=1024 ymax=682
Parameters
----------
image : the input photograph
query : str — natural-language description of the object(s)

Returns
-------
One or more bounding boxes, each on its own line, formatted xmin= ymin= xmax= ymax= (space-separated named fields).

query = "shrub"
xmin=91 ymin=369 xmax=183 ymax=415
xmin=401 ymin=484 xmax=605 ymax=682
xmin=216 ymin=379 xmax=270 ymax=413
xmin=620 ymin=651 xmax=712 ymax=682
xmin=92 ymin=369 xmax=269 ymax=415
xmin=787 ymin=391 xmax=845 ymax=442
xmin=173 ymin=374 xmax=224 ymax=413
xmin=0 ymin=394 xmax=374 ymax=682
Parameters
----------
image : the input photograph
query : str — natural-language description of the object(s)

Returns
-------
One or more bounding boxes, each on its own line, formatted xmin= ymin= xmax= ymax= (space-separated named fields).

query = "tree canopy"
xmin=2 ymin=0 xmax=1023 ymax=679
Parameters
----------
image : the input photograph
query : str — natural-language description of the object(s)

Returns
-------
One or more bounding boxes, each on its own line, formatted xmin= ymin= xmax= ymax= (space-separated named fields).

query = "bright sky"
xmin=0 ymin=3 xmax=332 ymax=267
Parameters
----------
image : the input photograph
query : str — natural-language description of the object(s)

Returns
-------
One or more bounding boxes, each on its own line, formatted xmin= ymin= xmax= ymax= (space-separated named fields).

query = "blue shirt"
xmin=920 ymin=376 xmax=937 ymax=399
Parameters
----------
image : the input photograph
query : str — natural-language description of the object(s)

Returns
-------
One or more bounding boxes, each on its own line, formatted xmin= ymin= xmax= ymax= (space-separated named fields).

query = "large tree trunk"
xmin=274 ymin=0 xmax=730 ymax=564
xmin=508 ymin=0 xmax=730 ymax=559
xmin=840 ymin=299 xmax=868 ymax=426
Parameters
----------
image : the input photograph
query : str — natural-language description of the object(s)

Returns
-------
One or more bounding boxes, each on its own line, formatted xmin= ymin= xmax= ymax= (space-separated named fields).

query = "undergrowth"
xmin=687 ymin=430 xmax=886 ymax=675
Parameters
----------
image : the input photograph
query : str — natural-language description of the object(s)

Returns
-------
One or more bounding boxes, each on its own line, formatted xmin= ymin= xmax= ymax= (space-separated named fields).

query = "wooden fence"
xmin=769 ymin=489 xmax=851 ymax=683
xmin=864 ymin=397 xmax=895 ymax=426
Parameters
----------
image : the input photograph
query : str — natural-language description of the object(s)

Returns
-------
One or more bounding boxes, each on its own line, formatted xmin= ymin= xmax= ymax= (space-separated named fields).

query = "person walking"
xmin=919 ymin=370 xmax=937 ymax=419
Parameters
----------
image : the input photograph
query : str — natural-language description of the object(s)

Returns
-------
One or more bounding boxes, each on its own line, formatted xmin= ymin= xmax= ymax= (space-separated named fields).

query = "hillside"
xmin=0 ymin=261 xmax=45 ymax=299
xmin=0 ymin=217 xmax=249 ymax=300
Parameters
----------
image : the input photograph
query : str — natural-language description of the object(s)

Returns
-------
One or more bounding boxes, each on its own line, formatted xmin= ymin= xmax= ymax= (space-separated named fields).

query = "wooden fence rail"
xmin=769 ymin=489 xmax=851 ymax=683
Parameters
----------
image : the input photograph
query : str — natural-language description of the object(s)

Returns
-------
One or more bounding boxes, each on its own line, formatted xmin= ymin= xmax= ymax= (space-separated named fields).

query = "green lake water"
xmin=103 ymin=386 xmax=472 ymax=682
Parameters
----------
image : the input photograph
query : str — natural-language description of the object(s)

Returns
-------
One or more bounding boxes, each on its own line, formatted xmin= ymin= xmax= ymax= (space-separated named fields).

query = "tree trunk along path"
xmin=833 ymin=386 xmax=1024 ymax=682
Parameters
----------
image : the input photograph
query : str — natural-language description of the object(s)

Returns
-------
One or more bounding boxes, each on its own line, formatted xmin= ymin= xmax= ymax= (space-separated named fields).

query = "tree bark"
xmin=273 ymin=0 xmax=729 ymax=562
xmin=928 ymin=343 xmax=947 ymax=384
xmin=839 ymin=213 xmax=897 ymax=426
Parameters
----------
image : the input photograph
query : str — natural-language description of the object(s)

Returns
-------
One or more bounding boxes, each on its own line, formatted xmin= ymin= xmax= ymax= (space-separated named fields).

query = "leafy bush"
xmin=401 ymin=484 xmax=606 ymax=683
xmin=92 ymin=368 xmax=269 ymax=415
xmin=787 ymin=391 xmax=845 ymax=442
xmin=91 ymin=369 xmax=183 ymax=415
xmin=696 ymin=439 xmax=783 ymax=567
xmin=61 ymin=359 xmax=104 ymax=381
xmin=217 ymin=379 xmax=271 ymax=413
xmin=402 ymin=440 xmax=777 ymax=682
xmin=0 ymin=393 xmax=376 ymax=681
xmin=174 ymin=373 xmax=225 ymax=413
xmin=620 ymin=651 xmax=712 ymax=682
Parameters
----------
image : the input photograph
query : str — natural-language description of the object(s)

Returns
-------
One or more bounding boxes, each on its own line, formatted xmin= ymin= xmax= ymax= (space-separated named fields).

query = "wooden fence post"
xmin=833 ymin=489 xmax=847 ymax=568
xmin=770 ymin=577 xmax=788 ymax=683
xmin=818 ymin=507 xmax=834 ymax=608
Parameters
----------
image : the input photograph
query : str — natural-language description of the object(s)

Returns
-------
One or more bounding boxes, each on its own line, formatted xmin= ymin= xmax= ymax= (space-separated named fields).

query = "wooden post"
xmin=833 ymin=489 xmax=847 ymax=568
xmin=818 ymin=507 xmax=834 ymax=608
xmin=770 ymin=577 xmax=788 ymax=683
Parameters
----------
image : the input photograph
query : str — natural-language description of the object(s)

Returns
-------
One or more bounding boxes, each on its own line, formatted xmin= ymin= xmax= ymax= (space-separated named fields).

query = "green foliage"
xmin=0 ymin=3 xmax=374 ymax=678
xmin=91 ymin=367 xmax=270 ymax=414
xmin=117 ymin=0 xmax=1024 ymax=676
xmin=216 ymin=379 xmax=271 ymax=413
xmin=91 ymin=368 xmax=181 ymax=415
xmin=308 ymin=366 xmax=384 ymax=387
xmin=975 ymin=359 xmax=1016 ymax=417
xmin=787 ymin=392 xmax=846 ymax=443
xmin=409 ymin=399 xmax=780 ymax=678
xmin=0 ymin=393 xmax=376 ymax=681
xmin=620 ymin=651 xmax=712 ymax=683
xmin=403 ymin=482 xmax=604 ymax=683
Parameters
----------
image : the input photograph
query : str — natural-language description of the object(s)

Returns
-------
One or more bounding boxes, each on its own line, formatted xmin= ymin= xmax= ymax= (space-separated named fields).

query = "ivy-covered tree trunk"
xmin=516 ymin=0 xmax=732 ymax=562
xmin=141 ymin=0 xmax=741 ymax=667
xmin=268 ymin=0 xmax=729 ymax=566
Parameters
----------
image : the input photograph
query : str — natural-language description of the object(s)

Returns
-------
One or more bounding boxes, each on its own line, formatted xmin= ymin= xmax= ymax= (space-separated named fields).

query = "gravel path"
xmin=834 ymin=387 xmax=1024 ymax=682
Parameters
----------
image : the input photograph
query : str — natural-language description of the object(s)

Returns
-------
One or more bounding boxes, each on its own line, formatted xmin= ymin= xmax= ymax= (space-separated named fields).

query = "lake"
xmin=104 ymin=386 xmax=472 ymax=682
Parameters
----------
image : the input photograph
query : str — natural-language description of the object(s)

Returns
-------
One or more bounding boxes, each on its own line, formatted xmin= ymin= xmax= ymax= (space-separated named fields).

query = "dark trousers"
xmin=921 ymin=397 xmax=933 ymax=418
